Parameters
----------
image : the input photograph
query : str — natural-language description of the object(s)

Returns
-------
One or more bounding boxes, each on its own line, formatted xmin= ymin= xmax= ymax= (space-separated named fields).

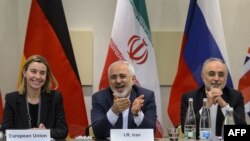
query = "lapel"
xmin=108 ymin=88 xmax=115 ymax=108
xmin=194 ymin=87 xmax=206 ymax=113
xmin=128 ymin=88 xmax=137 ymax=128
xmin=16 ymin=94 xmax=29 ymax=128
xmin=40 ymin=92 xmax=51 ymax=124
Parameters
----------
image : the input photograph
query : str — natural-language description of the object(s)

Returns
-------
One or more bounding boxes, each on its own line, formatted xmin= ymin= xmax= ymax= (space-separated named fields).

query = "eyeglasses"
xmin=207 ymin=71 xmax=225 ymax=78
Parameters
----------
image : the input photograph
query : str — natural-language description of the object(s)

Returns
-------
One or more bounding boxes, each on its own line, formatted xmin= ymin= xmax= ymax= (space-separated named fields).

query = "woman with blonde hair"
xmin=1 ymin=55 xmax=68 ymax=139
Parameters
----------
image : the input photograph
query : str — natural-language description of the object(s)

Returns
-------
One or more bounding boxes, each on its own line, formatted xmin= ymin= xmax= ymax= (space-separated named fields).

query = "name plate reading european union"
xmin=6 ymin=129 xmax=50 ymax=141
xmin=110 ymin=129 xmax=154 ymax=141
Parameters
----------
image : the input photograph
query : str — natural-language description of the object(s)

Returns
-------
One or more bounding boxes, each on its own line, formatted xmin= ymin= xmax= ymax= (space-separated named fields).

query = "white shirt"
xmin=199 ymin=103 xmax=231 ymax=141
xmin=107 ymin=108 xmax=144 ymax=128
xmin=107 ymin=93 xmax=144 ymax=128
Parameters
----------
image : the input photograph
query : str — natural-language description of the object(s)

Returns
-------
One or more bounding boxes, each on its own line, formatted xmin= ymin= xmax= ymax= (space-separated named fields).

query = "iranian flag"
xmin=99 ymin=0 xmax=163 ymax=137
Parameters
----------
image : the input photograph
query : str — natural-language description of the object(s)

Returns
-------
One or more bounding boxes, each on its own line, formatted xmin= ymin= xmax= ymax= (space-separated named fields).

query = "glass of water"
xmin=168 ymin=127 xmax=179 ymax=141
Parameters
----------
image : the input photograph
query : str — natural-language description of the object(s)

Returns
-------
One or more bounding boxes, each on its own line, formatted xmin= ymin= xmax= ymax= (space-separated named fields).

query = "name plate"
xmin=6 ymin=129 xmax=50 ymax=141
xmin=110 ymin=129 xmax=154 ymax=141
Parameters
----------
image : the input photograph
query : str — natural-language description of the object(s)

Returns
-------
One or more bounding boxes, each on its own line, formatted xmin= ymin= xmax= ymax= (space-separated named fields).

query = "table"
xmin=54 ymin=138 xmax=184 ymax=141
xmin=0 ymin=138 xmax=189 ymax=141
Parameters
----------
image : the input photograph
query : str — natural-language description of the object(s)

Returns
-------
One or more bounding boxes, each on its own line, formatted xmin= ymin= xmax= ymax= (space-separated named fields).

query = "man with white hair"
xmin=181 ymin=57 xmax=246 ymax=140
xmin=91 ymin=61 xmax=157 ymax=139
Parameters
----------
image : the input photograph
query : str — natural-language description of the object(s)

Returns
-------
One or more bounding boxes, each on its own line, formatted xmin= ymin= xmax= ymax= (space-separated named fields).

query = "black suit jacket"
xmin=181 ymin=85 xmax=246 ymax=138
xmin=1 ymin=90 xmax=68 ymax=139
xmin=91 ymin=85 xmax=157 ymax=139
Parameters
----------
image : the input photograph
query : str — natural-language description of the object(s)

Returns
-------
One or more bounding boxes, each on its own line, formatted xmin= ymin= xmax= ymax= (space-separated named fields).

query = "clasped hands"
xmin=31 ymin=123 xmax=46 ymax=130
xmin=111 ymin=95 xmax=144 ymax=115
xmin=206 ymin=87 xmax=227 ymax=108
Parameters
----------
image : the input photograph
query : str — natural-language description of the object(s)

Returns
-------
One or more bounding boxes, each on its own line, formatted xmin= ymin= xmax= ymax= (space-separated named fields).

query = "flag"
xmin=238 ymin=47 xmax=250 ymax=116
xmin=168 ymin=0 xmax=233 ymax=126
xmin=99 ymin=0 xmax=163 ymax=137
xmin=20 ymin=0 xmax=88 ymax=137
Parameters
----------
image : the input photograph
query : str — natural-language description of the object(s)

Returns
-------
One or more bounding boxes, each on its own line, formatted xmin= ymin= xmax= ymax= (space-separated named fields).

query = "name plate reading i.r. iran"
xmin=6 ymin=129 xmax=50 ymax=141
xmin=110 ymin=129 xmax=154 ymax=141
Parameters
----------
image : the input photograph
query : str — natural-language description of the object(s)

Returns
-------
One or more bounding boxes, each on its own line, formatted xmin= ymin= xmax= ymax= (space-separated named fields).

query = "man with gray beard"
xmin=91 ymin=61 xmax=157 ymax=139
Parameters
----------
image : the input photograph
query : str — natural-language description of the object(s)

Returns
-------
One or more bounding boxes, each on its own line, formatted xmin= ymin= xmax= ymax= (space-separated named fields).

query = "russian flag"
xmin=167 ymin=0 xmax=233 ymax=126
xmin=238 ymin=47 xmax=250 ymax=116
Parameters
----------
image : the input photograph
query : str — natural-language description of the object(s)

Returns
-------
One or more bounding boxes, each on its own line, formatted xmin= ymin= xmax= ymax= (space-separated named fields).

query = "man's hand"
xmin=111 ymin=96 xmax=131 ymax=115
xmin=206 ymin=87 xmax=222 ymax=107
xmin=131 ymin=95 xmax=144 ymax=115
xmin=206 ymin=87 xmax=227 ymax=108
xmin=214 ymin=95 xmax=228 ymax=108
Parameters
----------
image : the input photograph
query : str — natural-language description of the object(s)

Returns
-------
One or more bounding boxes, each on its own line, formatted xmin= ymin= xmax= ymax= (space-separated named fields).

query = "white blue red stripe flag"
xmin=168 ymin=0 xmax=233 ymax=126
xmin=238 ymin=47 xmax=250 ymax=116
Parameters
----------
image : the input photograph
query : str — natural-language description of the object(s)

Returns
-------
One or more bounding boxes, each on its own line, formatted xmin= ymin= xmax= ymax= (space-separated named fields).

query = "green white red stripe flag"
xmin=0 ymin=89 xmax=3 ymax=123
xmin=99 ymin=0 xmax=163 ymax=137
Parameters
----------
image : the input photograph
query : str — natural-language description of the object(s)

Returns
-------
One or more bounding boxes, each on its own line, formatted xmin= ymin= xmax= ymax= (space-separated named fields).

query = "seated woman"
xmin=1 ymin=55 xmax=68 ymax=139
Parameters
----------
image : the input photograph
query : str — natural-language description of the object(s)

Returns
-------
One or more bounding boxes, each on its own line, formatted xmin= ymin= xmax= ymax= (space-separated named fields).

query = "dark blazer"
xmin=181 ymin=85 xmax=246 ymax=138
xmin=91 ymin=85 xmax=157 ymax=139
xmin=1 ymin=90 xmax=68 ymax=139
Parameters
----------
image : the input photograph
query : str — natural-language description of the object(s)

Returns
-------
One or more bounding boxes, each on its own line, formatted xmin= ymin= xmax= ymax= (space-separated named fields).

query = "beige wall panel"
xmin=70 ymin=31 xmax=93 ymax=85
xmin=152 ymin=31 xmax=183 ymax=85
xmin=70 ymin=31 xmax=183 ymax=86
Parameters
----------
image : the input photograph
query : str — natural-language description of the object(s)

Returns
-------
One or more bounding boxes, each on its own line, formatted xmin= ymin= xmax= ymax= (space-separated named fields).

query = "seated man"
xmin=181 ymin=57 xmax=246 ymax=139
xmin=91 ymin=61 xmax=157 ymax=139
